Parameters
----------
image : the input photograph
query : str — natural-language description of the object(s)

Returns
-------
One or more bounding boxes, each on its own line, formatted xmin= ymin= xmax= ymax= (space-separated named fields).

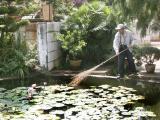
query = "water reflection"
xmin=0 ymin=76 xmax=70 ymax=90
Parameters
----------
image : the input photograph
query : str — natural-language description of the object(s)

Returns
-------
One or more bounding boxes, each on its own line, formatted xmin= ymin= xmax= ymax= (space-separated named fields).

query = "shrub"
xmin=133 ymin=45 xmax=160 ymax=65
xmin=141 ymin=46 xmax=160 ymax=65
xmin=57 ymin=29 xmax=86 ymax=60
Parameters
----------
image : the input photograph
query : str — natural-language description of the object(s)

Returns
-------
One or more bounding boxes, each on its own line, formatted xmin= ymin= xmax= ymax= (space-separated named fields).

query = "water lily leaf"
xmin=0 ymin=84 xmax=156 ymax=119
xmin=108 ymin=87 xmax=119 ymax=91
xmin=114 ymin=93 xmax=125 ymax=98
xmin=0 ymin=93 xmax=5 ymax=99
xmin=52 ymin=103 xmax=65 ymax=108
xmin=63 ymin=100 xmax=75 ymax=105
xmin=99 ymin=84 xmax=111 ymax=89
xmin=121 ymin=111 xmax=132 ymax=116
xmin=50 ymin=110 xmax=65 ymax=115
xmin=0 ymin=88 xmax=7 ymax=92
xmin=145 ymin=111 xmax=156 ymax=117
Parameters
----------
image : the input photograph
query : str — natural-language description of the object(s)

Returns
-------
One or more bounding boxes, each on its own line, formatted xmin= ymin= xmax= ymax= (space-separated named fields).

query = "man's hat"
xmin=115 ymin=24 xmax=126 ymax=30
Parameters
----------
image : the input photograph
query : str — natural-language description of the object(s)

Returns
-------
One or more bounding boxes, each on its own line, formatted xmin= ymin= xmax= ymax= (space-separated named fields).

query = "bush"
xmin=57 ymin=29 xmax=86 ymax=60
xmin=141 ymin=46 xmax=160 ymax=65
xmin=60 ymin=1 xmax=116 ymax=64
xmin=133 ymin=45 xmax=160 ymax=65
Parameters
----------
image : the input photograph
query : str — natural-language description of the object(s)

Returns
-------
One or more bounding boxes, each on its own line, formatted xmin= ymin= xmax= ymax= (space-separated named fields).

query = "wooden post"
xmin=42 ymin=4 xmax=53 ymax=21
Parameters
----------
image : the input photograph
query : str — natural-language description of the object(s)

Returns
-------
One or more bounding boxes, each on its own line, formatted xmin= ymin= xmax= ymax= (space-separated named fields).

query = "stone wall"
xmin=18 ymin=22 xmax=61 ymax=71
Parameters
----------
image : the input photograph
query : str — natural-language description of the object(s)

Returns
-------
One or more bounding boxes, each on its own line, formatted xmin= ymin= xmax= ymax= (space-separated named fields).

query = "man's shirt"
xmin=113 ymin=29 xmax=134 ymax=54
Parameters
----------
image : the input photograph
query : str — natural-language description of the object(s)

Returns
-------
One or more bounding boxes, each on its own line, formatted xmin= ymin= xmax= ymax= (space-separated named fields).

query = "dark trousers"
xmin=118 ymin=49 xmax=136 ymax=77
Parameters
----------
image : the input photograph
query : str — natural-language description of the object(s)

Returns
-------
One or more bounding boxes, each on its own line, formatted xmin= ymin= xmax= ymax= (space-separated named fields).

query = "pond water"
xmin=82 ymin=77 xmax=160 ymax=119
xmin=0 ymin=76 xmax=159 ymax=120
xmin=0 ymin=75 xmax=70 ymax=90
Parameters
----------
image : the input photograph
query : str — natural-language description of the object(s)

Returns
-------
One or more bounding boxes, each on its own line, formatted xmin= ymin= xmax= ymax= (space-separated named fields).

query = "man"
xmin=113 ymin=24 xmax=136 ymax=78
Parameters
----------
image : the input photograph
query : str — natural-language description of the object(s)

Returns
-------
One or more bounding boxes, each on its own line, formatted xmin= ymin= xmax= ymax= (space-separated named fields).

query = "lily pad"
xmin=0 ymin=88 xmax=7 ymax=92
xmin=121 ymin=111 xmax=132 ymax=116
xmin=99 ymin=84 xmax=110 ymax=89
xmin=50 ymin=110 xmax=65 ymax=118
xmin=145 ymin=111 xmax=156 ymax=117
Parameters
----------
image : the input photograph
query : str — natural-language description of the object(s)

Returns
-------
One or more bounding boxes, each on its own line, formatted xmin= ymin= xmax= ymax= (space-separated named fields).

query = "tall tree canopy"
xmin=0 ymin=0 xmax=39 ymax=45
xmin=113 ymin=0 xmax=160 ymax=36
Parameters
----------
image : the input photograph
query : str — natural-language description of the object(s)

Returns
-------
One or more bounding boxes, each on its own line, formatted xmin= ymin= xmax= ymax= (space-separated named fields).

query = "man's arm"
xmin=113 ymin=33 xmax=119 ymax=55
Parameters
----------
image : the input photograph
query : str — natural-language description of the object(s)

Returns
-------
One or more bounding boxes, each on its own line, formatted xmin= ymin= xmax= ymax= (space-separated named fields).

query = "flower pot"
xmin=9 ymin=15 xmax=21 ymax=21
xmin=135 ymin=64 xmax=142 ymax=72
xmin=145 ymin=64 xmax=156 ymax=73
xmin=69 ymin=59 xmax=82 ymax=69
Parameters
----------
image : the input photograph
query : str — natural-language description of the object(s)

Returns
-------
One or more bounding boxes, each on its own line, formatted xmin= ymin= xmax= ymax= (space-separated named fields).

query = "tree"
xmin=113 ymin=0 xmax=160 ymax=36
xmin=60 ymin=1 xmax=116 ymax=63
xmin=0 ymin=0 xmax=39 ymax=77
xmin=0 ymin=0 xmax=39 ymax=47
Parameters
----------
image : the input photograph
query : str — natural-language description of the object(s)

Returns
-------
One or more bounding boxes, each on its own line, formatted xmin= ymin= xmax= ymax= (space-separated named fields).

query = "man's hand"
xmin=116 ymin=50 xmax=119 ymax=55
xmin=128 ymin=44 xmax=133 ymax=49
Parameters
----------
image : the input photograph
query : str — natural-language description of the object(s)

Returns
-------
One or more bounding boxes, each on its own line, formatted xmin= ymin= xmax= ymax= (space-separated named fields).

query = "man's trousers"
xmin=118 ymin=49 xmax=136 ymax=77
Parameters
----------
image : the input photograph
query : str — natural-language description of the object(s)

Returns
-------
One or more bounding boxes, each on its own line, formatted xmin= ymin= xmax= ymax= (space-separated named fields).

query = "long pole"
xmin=69 ymin=48 xmax=129 ymax=86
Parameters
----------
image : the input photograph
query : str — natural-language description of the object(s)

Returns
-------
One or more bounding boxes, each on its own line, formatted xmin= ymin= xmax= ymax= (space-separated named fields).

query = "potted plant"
xmin=57 ymin=29 xmax=86 ymax=69
xmin=140 ymin=46 xmax=160 ymax=73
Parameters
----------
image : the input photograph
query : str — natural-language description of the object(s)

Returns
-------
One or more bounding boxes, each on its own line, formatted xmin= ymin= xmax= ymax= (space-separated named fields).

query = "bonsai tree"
xmin=140 ymin=46 xmax=160 ymax=73
xmin=141 ymin=46 xmax=160 ymax=65
xmin=57 ymin=29 xmax=86 ymax=60
xmin=132 ymin=45 xmax=160 ymax=73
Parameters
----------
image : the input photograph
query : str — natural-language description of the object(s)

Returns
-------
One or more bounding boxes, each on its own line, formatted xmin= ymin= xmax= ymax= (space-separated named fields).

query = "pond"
xmin=83 ymin=77 xmax=160 ymax=119
xmin=0 ymin=76 xmax=159 ymax=120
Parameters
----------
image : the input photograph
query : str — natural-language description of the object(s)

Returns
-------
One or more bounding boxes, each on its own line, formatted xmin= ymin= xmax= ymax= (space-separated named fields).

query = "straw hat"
xmin=115 ymin=24 xmax=126 ymax=30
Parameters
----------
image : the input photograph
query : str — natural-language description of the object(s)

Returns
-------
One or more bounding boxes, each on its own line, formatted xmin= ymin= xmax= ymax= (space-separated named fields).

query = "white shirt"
xmin=113 ymin=29 xmax=134 ymax=54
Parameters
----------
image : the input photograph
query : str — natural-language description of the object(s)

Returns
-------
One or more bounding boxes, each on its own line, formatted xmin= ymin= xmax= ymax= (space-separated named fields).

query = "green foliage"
xmin=132 ymin=45 xmax=142 ymax=60
xmin=0 ymin=42 xmax=28 ymax=78
xmin=25 ymin=44 xmax=38 ymax=69
xmin=0 ymin=6 xmax=9 ymax=14
xmin=113 ymin=0 xmax=160 ymax=36
xmin=0 ymin=37 xmax=38 ymax=78
xmin=0 ymin=1 xmax=29 ymax=43
xmin=44 ymin=0 xmax=73 ymax=22
xmin=61 ymin=1 xmax=116 ymax=64
xmin=0 ymin=0 xmax=38 ymax=78
xmin=141 ymin=46 xmax=160 ymax=65
xmin=18 ymin=4 xmax=40 ymax=16
xmin=57 ymin=29 xmax=86 ymax=60
xmin=133 ymin=45 xmax=160 ymax=65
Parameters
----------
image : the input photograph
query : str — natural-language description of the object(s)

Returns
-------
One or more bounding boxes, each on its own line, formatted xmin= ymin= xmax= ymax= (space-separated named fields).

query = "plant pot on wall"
xmin=9 ymin=15 xmax=21 ymax=21
xmin=145 ymin=64 xmax=156 ymax=73
xmin=69 ymin=59 xmax=82 ymax=69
